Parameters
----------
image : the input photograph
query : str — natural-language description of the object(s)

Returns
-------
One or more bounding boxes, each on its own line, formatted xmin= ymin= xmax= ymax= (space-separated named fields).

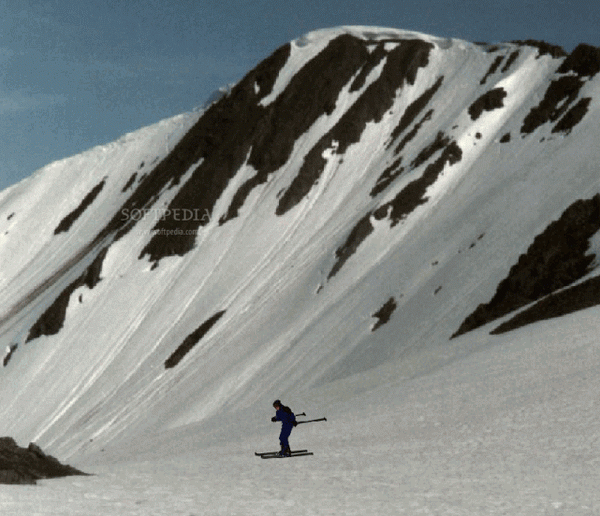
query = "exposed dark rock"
xmin=131 ymin=35 xmax=374 ymax=261
xmin=26 ymin=248 xmax=108 ymax=343
xmin=97 ymin=42 xmax=292 ymax=258
xmin=349 ymin=43 xmax=387 ymax=92
xmin=468 ymin=88 xmax=507 ymax=120
xmin=3 ymin=344 xmax=17 ymax=366
xmin=220 ymin=35 xmax=371 ymax=224
xmin=511 ymin=40 xmax=566 ymax=58
xmin=501 ymin=50 xmax=520 ymax=72
xmin=519 ymin=44 xmax=598 ymax=135
xmin=328 ymin=212 xmax=374 ymax=280
xmin=521 ymin=75 xmax=586 ymax=134
xmin=0 ymin=437 xmax=87 ymax=484
xmin=410 ymin=131 xmax=449 ymax=169
xmin=480 ymin=55 xmax=504 ymax=85
xmin=387 ymin=76 xmax=444 ymax=151
xmin=453 ymin=194 xmax=600 ymax=338
xmin=491 ymin=275 xmax=600 ymax=334
xmin=329 ymin=134 xmax=462 ymax=279
xmin=378 ymin=137 xmax=462 ymax=227
xmin=372 ymin=297 xmax=397 ymax=331
xmin=165 ymin=310 xmax=226 ymax=368
xmin=371 ymin=157 xmax=404 ymax=197
xmin=54 ymin=179 xmax=106 ymax=234
xmin=556 ymin=43 xmax=600 ymax=77
xmin=7 ymin=212 xmax=15 ymax=220
xmin=499 ymin=132 xmax=511 ymax=143
xmin=393 ymin=109 xmax=434 ymax=157
xmin=552 ymin=97 xmax=592 ymax=134
xmin=122 ymin=172 xmax=137 ymax=192
xmin=91 ymin=36 xmax=434 ymax=264
xmin=276 ymin=39 xmax=435 ymax=216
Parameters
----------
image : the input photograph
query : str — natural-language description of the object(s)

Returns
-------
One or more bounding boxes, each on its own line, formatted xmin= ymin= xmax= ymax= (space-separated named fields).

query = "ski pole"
xmin=296 ymin=417 xmax=327 ymax=425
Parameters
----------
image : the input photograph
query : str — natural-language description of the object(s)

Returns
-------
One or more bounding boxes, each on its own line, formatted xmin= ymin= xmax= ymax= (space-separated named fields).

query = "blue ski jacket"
xmin=274 ymin=406 xmax=296 ymax=427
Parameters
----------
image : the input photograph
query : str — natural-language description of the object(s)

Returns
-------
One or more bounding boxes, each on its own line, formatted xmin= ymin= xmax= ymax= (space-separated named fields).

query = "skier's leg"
xmin=279 ymin=429 xmax=288 ymax=448
xmin=279 ymin=425 xmax=292 ymax=455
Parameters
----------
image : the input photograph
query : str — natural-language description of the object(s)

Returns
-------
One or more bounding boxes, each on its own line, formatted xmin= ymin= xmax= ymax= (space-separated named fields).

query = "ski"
xmin=259 ymin=451 xmax=314 ymax=459
xmin=255 ymin=449 xmax=308 ymax=457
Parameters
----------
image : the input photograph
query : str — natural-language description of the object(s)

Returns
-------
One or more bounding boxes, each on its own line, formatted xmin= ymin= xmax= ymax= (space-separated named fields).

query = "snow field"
xmin=3 ymin=307 xmax=599 ymax=515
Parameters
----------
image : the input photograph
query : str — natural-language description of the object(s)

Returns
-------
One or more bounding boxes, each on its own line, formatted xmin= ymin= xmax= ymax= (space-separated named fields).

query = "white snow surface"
xmin=0 ymin=26 xmax=600 ymax=514
xmin=4 ymin=316 xmax=600 ymax=515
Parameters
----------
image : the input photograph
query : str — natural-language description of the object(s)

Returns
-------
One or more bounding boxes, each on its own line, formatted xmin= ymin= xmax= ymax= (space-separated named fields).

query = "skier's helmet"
xmin=273 ymin=399 xmax=281 ymax=408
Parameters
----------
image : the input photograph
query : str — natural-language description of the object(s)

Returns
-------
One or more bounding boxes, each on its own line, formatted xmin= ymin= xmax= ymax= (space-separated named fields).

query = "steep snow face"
xmin=0 ymin=27 xmax=599 ymax=461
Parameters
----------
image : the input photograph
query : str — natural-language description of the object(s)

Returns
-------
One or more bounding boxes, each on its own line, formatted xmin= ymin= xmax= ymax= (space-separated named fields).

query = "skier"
xmin=271 ymin=399 xmax=297 ymax=456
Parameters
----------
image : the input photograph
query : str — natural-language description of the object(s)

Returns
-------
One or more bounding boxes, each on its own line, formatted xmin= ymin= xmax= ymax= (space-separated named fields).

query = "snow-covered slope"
xmin=1 ymin=26 xmax=600 ymax=512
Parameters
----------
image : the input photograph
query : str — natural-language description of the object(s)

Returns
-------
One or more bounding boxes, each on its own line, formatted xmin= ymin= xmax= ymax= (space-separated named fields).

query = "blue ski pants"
xmin=279 ymin=423 xmax=293 ymax=449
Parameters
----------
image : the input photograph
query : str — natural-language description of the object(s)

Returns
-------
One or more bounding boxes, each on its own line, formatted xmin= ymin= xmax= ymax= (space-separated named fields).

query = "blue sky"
xmin=1 ymin=0 xmax=599 ymax=191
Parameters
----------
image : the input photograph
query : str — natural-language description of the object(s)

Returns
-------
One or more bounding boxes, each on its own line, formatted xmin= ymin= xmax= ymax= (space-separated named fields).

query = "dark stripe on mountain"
xmin=54 ymin=179 xmax=106 ymax=235
xmin=370 ymin=157 xmax=404 ymax=197
xmin=328 ymin=212 xmax=374 ymax=280
xmin=329 ymin=135 xmax=462 ymax=279
xmin=26 ymin=248 xmax=108 ymax=343
xmin=393 ymin=109 xmax=434 ymax=156
xmin=130 ymin=35 xmax=371 ymax=261
xmin=121 ymin=172 xmax=137 ymax=193
xmin=371 ymin=297 xmax=397 ymax=331
xmin=165 ymin=310 xmax=226 ymax=369
xmin=3 ymin=344 xmax=17 ymax=367
xmin=520 ymin=75 xmax=586 ymax=134
xmin=379 ymin=138 xmax=462 ymax=227
xmin=132 ymin=44 xmax=292 ymax=260
xmin=491 ymin=275 xmax=600 ymax=335
xmin=480 ymin=55 xmax=504 ymax=85
xmin=349 ymin=43 xmax=387 ymax=92
xmin=387 ymin=76 xmax=443 ymax=151
xmin=276 ymin=39 xmax=435 ymax=216
xmin=452 ymin=194 xmax=600 ymax=338
xmin=410 ymin=131 xmax=450 ymax=169
xmin=219 ymin=35 xmax=372 ymax=225
xmin=501 ymin=50 xmax=520 ymax=72
xmin=551 ymin=97 xmax=592 ymax=134
xmin=82 ymin=43 xmax=291 ymax=254
xmin=519 ymin=45 xmax=599 ymax=135
xmin=468 ymin=88 xmax=507 ymax=121
xmin=374 ymin=135 xmax=460 ymax=226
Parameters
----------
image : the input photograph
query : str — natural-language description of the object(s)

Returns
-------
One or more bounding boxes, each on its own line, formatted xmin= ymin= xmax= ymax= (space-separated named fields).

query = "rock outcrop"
xmin=0 ymin=437 xmax=87 ymax=484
